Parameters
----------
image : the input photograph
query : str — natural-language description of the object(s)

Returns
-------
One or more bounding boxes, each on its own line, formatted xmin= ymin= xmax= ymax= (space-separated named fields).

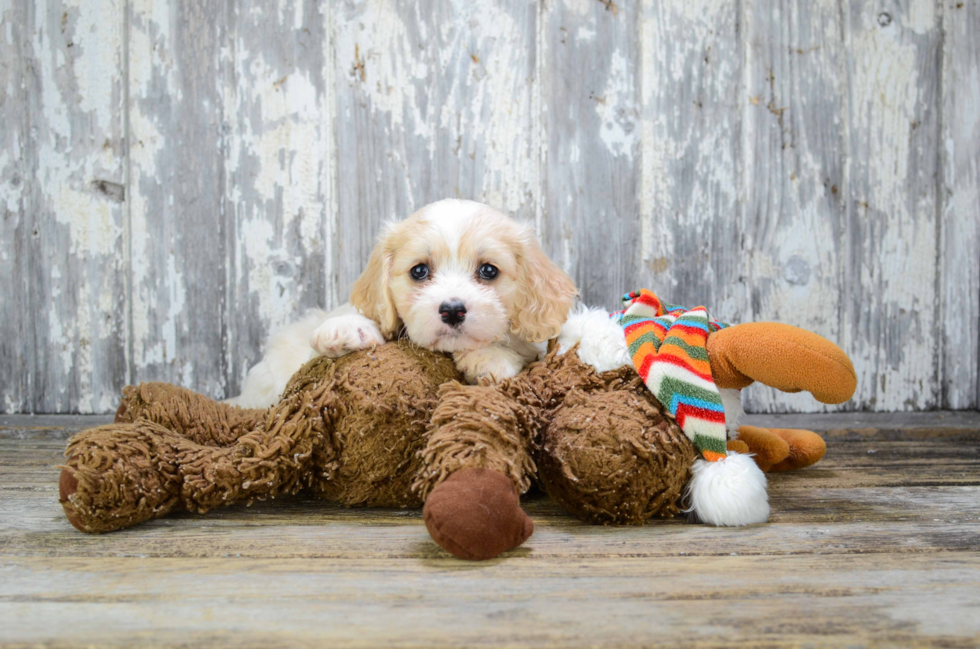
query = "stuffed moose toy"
xmin=59 ymin=291 xmax=856 ymax=560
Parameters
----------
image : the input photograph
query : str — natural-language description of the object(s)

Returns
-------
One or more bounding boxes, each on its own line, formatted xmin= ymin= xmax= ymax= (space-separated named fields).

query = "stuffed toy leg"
xmin=59 ymin=382 xmax=332 ymax=533
xmin=58 ymin=340 xmax=535 ymax=544
xmin=708 ymin=321 xmax=855 ymax=472
xmin=418 ymin=347 xmax=697 ymax=558
xmin=59 ymin=341 xmax=464 ymax=533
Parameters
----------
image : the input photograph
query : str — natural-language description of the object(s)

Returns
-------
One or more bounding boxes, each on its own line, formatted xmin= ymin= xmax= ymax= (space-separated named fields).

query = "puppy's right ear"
xmin=349 ymin=228 xmax=400 ymax=339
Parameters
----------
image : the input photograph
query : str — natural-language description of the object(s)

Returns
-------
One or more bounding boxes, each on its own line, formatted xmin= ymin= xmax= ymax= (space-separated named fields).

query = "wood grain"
xmin=222 ymin=0 xmax=336 ymax=392
xmin=332 ymin=0 xmax=539 ymax=305
xmin=639 ymin=0 xmax=743 ymax=318
xmin=1 ymin=553 xmax=979 ymax=648
xmin=841 ymin=0 xmax=943 ymax=411
xmin=22 ymin=0 xmax=129 ymax=414
xmin=1 ymin=0 xmax=979 ymax=413
xmin=739 ymin=0 xmax=847 ymax=413
xmin=941 ymin=0 xmax=980 ymax=409
xmin=126 ymin=0 xmax=229 ymax=398
xmin=0 ymin=0 xmax=32 ymax=414
xmin=543 ymin=0 xmax=640 ymax=310
xmin=2 ymin=415 xmax=980 ymax=646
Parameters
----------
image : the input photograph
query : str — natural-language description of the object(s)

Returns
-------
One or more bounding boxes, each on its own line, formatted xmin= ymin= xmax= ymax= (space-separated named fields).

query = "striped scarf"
xmin=614 ymin=289 xmax=731 ymax=462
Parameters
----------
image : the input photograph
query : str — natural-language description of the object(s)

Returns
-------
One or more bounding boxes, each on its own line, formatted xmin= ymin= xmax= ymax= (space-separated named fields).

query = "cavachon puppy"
xmin=229 ymin=199 xmax=577 ymax=408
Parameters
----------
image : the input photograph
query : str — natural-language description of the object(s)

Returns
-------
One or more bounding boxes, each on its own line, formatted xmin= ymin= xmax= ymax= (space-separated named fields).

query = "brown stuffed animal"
xmin=59 ymin=316 xmax=854 ymax=561
xmin=418 ymin=319 xmax=854 ymax=559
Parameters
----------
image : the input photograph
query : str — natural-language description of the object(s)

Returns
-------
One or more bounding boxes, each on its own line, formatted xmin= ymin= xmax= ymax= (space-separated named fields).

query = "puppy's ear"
xmin=349 ymin=227 xmax=401 ymax=338
xmin=511 ymin=229 xmax=578 ymax=342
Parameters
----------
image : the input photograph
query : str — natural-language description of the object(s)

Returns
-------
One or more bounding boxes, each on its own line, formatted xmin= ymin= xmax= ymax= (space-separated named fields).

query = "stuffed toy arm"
xmin=415 ymin=379 xmax=540 ymax=561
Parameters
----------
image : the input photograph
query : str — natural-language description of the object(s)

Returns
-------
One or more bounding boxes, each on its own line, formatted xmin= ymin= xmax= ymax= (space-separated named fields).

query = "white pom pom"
xmin=685 ymin=451 xmax=769 ymax=526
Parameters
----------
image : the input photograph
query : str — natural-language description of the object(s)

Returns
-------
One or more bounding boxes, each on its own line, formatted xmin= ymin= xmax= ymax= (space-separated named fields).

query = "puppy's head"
xmin=350 ymin=199 xmax=577 ymax=353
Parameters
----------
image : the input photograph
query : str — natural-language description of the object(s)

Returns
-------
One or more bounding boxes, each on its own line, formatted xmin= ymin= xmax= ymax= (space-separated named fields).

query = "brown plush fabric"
xmin=60 ymin=325 xmax=840 ymax=546
xmin=301 ymin=341 xmax=460 ymax=507
xmin=707 ymin=322 xmax=857 ymax=403
xmin=423 ymin=468 xmax=533 ymax=560
xmin=60 ymin=421 xmax=182 ymax=533
xmin=60 ymin=339 xmax=461 ymax=532
xmin=538 ymin=385 xmax=695 ymax=525
xmin=422 ymin=347 xmax=697 ymax=527
xmin=414 ymin=378 xmax=541 ymax=500
xmin=115 ymin=383 xmax=268 ymax=445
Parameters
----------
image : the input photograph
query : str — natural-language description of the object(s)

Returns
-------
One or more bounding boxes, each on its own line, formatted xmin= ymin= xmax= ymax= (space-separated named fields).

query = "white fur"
xmin=226 ymin=308 xmax=331 ymax=408
xmin=454 ymin=334 xmax=546 ymax=383
xmin=685 ymin=451 xmax=770 ymax=526
xmin=403 ymin=266 xmax=509 ymax=354
xmin=556 ymin=306 xmax=632 ymax=372
xmin=311 ymin=312 xmax=385 ymax=358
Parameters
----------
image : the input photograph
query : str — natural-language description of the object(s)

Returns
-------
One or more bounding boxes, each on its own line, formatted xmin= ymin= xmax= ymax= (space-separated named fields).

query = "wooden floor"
xmin=2 ymin=412 xmax=979 ymax=648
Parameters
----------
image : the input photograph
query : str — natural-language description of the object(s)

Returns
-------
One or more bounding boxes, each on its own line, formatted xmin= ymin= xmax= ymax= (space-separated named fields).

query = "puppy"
xmin=229 ymin=199 xmax=577 ymax=408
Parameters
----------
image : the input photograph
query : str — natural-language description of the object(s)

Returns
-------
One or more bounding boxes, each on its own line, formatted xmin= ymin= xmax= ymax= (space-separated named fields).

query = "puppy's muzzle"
xmin=439 ymin=299 xmax=467 ymax=328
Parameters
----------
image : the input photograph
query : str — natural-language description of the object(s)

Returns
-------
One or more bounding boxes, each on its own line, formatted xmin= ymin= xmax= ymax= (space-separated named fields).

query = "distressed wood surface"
xmin=941 ymin=0 xmax=980 ymax=409
xmin=0 ymin=0 xmax=31 ymax=413
xmin=1 ymin=414 xmax=979 ymax=647
xmin=842 ymin=0 xmax=943 ymax=411
xmin=543 ymin=0 xmax=640 ymax=310
xmin=739 ymin=0 xmax=846 ymax=413
xmin=127 ymin=0 xmax=230 ymax=400
xmin=332 ymin=0 xmax=539 ymax=308
xmin=640 ymin=0 xmax=742 ymax=318
xmin=0 ymin=0 xmax=978 ymax=413
xmin=222 ymin=0 xmax=335 ymax=389
xmin=7 ymin=0 xmax=129 ymax=414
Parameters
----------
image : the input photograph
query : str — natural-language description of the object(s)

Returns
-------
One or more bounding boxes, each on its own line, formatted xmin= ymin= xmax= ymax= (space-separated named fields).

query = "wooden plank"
xmin=21 ymin=0 xmax=128 ymax=414
xmin=4 ymin=429 xmax=978 ymax=555
xmin=740 ymin=0 xmax=848 ymax=413
xmin=841 ymin=0 xmax=942 ymax=410
xmin=0 ymin=0 xmax=33 ymax=413
xmin=3 ymin=416 xmax=980 ymax=645
xmin=332 ymin=0 xmax=539 ymax=303
xmin=639 ymin=0 xmax=743 ymax=317
xmin=542 ymin=0 xmax=640 ymax=309
xmin=941 ymin=0 xmax=980 ymax=409
xmin=2 ymin=553 xmax=979 ymax=646
xmin=222 ymin=0 xmax=336 ymax=394
xmin=126 ymin=0 xmax=229 ymax=399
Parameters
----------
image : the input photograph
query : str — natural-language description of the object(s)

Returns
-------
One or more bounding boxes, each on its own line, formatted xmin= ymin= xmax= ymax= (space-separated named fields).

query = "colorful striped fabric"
xmin=614 ymin=289 xmax=731 ymax=462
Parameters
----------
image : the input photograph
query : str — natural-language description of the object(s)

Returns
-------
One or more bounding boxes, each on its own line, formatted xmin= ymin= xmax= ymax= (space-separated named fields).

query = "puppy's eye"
xmin=410 ymin=263 xmax=429 ymax=281
xmin=478 ymin=263 xmax=499 ymax=280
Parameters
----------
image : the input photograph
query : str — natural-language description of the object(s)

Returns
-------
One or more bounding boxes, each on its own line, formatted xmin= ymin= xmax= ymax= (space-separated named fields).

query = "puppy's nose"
xmin=439 ymin=299 xmax=467 ymax=327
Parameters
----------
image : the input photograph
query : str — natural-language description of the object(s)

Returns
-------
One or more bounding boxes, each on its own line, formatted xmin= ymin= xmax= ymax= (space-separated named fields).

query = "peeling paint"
xmin=2 ymin=0 xmax=977 ymax=413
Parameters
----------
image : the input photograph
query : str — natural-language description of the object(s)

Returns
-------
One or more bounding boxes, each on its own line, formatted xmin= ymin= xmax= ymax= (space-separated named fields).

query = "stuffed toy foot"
xmin=727 ymin=426 xmax=827 ymax=472
xmin=423 ymin=468 xmax=533 ymax=561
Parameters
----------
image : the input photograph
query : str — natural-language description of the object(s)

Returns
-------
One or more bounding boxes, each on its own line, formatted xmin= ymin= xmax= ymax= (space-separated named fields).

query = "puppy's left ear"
xmin=512 ymin=229 xmax=578 ymax=342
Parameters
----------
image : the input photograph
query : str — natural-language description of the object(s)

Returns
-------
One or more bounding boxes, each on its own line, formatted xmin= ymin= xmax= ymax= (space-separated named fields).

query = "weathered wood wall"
xmin=1 ymin=0 xmax=977 ymax=414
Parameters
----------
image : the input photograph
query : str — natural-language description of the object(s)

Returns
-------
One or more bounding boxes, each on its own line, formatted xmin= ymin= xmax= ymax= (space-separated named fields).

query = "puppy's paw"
xmin=454 ymin=345 xmax=526 ymax=384
xmin=310 ymin=314 xmax=384 ymax=358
